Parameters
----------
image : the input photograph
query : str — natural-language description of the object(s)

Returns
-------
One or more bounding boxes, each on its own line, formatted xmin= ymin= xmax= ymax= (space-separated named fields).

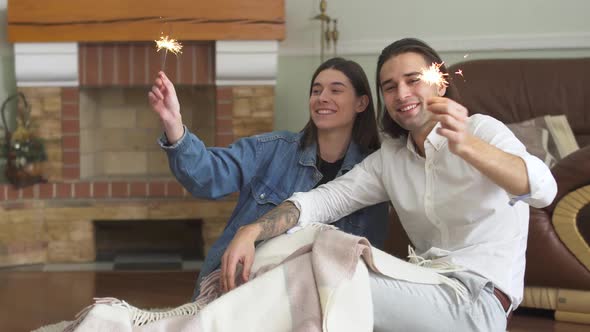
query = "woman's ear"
xmin=437 ymin=85 xmax=447 ymax=97
xmin=356 ymin=95 xmax=369 ymax=113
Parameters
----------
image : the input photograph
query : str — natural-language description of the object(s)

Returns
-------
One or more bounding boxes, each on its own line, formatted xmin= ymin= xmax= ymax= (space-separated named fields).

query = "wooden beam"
xmin=7 ymin=0 xmax=285 ymax=42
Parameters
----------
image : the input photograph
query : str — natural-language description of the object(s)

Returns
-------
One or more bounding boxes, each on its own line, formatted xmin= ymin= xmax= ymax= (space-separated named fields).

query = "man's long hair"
xmin=375 ymin=38 xmax=461 ymax=139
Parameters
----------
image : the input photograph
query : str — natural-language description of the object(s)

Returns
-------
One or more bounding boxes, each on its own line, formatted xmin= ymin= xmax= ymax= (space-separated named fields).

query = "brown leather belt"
xmin=493 ymin=288 xmax=513 ymax=321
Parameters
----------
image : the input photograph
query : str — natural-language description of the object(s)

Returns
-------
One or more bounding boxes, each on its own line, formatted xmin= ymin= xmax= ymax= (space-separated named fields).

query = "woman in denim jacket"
xmin=148 ymin=58 xmax=389 ymax=299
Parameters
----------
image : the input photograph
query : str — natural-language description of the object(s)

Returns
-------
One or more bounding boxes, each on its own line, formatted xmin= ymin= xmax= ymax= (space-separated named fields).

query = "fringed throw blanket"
xmin=61 ymin=224 xmax=466 ymax=332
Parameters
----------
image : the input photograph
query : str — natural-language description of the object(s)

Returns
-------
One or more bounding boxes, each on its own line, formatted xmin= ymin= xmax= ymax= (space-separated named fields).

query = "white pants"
xmin=370 ymin=270 xmax=508 ymax=332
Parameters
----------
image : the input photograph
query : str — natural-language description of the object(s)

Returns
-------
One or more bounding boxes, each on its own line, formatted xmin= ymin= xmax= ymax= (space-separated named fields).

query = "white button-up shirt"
xmin=289 ymin=114 xmax=557 ymax=307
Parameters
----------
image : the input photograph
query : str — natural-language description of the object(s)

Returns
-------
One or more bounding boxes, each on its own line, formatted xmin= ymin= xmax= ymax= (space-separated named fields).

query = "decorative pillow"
xmin=507 ymin=115 xmax=580 ymax=168
xmin=507 ymin=121 xmax=557 ymax=168
xmin=544 ymin=115 xmax=580 ymax=158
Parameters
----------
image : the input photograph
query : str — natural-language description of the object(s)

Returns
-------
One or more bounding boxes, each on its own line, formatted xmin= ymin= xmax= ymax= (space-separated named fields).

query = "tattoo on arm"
xmin=254 ymin=202 xmax=300 ymax=241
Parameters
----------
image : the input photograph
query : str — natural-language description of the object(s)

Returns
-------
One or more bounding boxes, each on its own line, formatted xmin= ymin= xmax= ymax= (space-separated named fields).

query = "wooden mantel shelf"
xmin=7 ymin=0 xmax=285 ymax=42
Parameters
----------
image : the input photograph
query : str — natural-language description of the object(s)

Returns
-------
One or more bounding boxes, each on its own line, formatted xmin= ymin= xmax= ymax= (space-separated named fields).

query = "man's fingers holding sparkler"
xmin=427 ymin=97 xmax=471 ymax=153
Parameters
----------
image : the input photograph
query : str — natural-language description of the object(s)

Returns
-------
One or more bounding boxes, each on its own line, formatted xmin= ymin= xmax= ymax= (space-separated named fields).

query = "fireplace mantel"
xmin=7 ymin=0 xmax=285 ymax=42
xmin=8 ymin=0 xmax=284 ymax=87
xmin=13 ymin=41 xmax=278 ymax=87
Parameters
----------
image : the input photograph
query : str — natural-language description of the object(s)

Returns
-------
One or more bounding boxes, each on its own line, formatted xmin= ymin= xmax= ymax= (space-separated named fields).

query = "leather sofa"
xmin=384 ymin=58 xmax=590 ymax=324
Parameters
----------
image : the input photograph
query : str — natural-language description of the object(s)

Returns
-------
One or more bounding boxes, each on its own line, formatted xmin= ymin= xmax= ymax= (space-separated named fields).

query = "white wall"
xmin=275 ymin=0 xmax=590 ymax=131
xmin=0 ymin=0 xmax=12 ymax=180
xmin=281 ymin=0 xmax=590 ymax=55
xmin=0 ymin=0 xmax=15 ymax=128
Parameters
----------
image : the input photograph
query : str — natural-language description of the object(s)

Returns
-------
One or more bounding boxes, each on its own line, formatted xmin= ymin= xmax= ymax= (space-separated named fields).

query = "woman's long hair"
xmin=301 ymin=57 xmax=380 ymax=154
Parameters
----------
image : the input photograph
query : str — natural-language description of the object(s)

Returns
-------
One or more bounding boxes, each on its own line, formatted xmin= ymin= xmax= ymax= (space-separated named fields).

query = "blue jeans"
xmin=370 ymin=271 xmax=507 ymax=332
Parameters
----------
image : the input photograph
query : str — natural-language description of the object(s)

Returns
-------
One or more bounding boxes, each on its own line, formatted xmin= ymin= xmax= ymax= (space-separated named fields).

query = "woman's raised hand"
xmin=148 ymin=71 xmax=184 ymax=144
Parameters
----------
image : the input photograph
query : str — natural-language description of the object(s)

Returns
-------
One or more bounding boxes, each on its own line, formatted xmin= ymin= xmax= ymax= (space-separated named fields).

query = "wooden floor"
xmin=0 ymin=270 xmax=587 ymax=331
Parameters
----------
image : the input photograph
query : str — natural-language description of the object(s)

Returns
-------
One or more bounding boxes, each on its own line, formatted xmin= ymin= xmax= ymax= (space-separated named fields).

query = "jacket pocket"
xmin=250 ymin=176 xmax=286 ymax=206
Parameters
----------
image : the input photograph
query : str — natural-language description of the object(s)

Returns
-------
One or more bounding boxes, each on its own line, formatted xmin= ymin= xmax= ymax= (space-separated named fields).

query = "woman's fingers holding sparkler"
xmin=148 ymin=88 xmax=165 ymax=117
xmin=150 ymin=71 xmax=180 ymax=115
xmin=157 ymin=71 xmax=178 ymax=95
xmin=148 ymin=71 xmax=184 ymax=143
xmin=148 ymin=72 xmax=167 ymax=105
xmin=150 ymin=84 xmax=164 ymax=100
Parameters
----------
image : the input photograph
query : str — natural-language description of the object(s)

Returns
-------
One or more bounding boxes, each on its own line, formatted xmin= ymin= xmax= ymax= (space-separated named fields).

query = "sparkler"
xmin=418 ymin=62 xmax=449 ymax=88
xmin=155 ymin=35 xmax=183 ymax=70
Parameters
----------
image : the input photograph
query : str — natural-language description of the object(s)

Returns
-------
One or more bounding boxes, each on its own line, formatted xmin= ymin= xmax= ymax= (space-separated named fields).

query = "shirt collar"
xmin=405 ymin=122 xmax=447 ymax=155
xmin=299 ymin=139 xmax=364 ymax=171
xmin=427 ymin=122 xmax=446 ymax=151
xmin=340 ymin=140 xmax=363 ymax=171
xmin=299 ymin=141 xmax=318 ymax=167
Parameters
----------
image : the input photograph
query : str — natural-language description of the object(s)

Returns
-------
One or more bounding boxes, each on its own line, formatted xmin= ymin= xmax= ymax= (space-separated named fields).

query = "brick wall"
xmin=79 ymin=42 xmax=214 ymax=86
xmin=215 ymin=86 xmax=275 ymax=147
xmin=0 ymin=180 xmax=189 ymax=201
xmin=2 ymin=85 xmax=274 ymax=201
xmin=78 ymin=87 xmax=215 ymax=178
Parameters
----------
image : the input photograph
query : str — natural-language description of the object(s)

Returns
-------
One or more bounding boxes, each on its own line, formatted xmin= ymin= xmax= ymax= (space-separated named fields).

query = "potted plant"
xmin=0 ymin=92 xmax=47 ymax=188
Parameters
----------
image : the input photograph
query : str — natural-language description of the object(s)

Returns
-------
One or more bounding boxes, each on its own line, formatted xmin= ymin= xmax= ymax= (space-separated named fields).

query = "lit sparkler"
xmin=155 ymin=35 xmax=183 ymax=55
xmin=155 ymin=35 xmax=183 ymax=70
xmin=418 ymin=62 xmax=449 ymax=88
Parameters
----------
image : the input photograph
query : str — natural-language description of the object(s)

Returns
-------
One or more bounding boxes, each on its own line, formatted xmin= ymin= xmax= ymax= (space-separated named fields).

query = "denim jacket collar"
xmin=299 ymin=137 xmax=365 ymax=172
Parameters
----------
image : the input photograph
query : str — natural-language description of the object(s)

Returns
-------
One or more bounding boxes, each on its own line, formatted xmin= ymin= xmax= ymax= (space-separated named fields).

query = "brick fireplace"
xmin=0 ymin=41 xmax=277 ymax=266
xmin=1 ymin=0 xmax=284 ymax=266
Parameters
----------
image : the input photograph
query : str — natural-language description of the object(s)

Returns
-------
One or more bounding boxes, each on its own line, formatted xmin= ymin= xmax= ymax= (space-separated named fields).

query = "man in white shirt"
xmin=219 ymin=38 xmax=557 ymax=331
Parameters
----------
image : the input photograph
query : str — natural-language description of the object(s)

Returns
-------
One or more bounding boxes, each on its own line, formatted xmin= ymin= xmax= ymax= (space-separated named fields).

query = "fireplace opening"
xmin=94 ymin=219 xmax=204 ymax=270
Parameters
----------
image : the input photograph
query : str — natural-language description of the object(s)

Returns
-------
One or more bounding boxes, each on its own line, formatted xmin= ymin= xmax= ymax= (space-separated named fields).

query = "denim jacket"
xmin=159 ymin=128 xmax=389 ymax=298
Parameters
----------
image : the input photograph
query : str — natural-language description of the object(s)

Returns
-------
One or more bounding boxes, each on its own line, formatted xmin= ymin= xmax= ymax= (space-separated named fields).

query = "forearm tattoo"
xmin=254 ymin=201 xmax=300 ymax=241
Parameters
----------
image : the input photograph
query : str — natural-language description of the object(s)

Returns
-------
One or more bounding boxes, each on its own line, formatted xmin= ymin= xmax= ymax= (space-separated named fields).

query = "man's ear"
xmin=356 ymin=95 xmax=369 ymax=113
xmin=437 ymin=85 xmax=447 ymax=97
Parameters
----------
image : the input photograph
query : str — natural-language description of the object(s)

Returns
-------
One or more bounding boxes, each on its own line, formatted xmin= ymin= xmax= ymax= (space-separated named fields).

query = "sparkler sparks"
xmin=418 ymin=62 xmax=449 ymax=88
xmin=155 ymin=35 xmax=183 ymax=55
xmin=455 ymin=69 xmax=464 ymax=78
xmin=155 ymin=34 xmax=183 ymax=71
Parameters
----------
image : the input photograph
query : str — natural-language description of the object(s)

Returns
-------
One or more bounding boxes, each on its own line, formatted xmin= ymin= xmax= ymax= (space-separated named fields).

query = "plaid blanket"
xmin=64 ymin=225 xmax=465 ymax=331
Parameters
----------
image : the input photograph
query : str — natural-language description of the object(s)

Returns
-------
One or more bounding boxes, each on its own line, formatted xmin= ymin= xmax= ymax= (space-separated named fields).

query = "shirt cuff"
xmin=157 ymin=126 xmax=187 ymax=150
xmin=508 ymin=193 xmax=531 ymax=206
xmin=286 ymin=193 xmax=315 ymax=232
xmin=511 ymin=153 xmax=556 ymax=208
